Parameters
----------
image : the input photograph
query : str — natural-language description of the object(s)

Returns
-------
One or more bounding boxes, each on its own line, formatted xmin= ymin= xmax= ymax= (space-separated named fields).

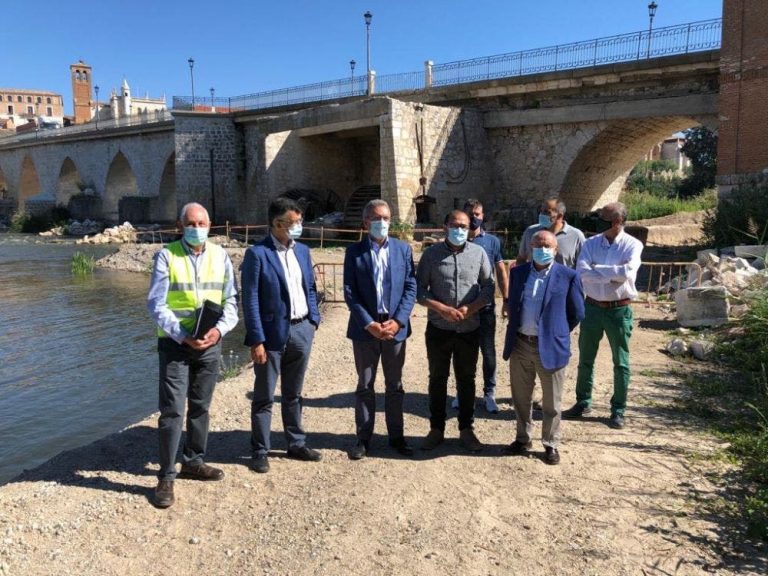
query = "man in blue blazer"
xmin=502 ymin=230 xmax=584 ymax=465
xmin=344 ymin=199 xmax=417 ymax=459
xmin=241 ymin=198 xmax=322 ymax=474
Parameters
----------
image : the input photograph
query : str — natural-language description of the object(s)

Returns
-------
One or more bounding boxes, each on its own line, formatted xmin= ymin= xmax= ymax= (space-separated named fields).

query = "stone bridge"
xmin=0 ymin=51 xmax=719 ymax=226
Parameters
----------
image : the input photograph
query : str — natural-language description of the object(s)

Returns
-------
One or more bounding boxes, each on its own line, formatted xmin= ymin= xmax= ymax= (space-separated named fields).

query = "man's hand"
xmin=380 ymin=319 xmax=400 ymax=339
xmin=501 ymin=302 xmax=508 ymax=319
xmin=250 ymin=343 xmax=267 ymax=365
xmin=438 ymin=304 xmax=465 ymax=323
xmin=366 ymin=322 xmax=387 ymax=340
xmin=183 ymin=328 xmax=221 ymax=351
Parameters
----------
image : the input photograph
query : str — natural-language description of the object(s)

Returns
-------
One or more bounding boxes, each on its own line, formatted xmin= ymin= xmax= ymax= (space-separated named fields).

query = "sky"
xmin=4 ymin=0 xmax=722 ymax=115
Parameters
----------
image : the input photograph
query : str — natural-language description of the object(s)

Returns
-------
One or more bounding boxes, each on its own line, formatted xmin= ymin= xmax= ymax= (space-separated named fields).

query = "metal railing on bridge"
xmin=172 ymin=18 xmax=721 ymax=113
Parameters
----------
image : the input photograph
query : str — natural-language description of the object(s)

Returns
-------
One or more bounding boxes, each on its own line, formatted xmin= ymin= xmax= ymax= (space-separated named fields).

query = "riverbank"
xmin=1 ymin=304 xmax=764 ymax=575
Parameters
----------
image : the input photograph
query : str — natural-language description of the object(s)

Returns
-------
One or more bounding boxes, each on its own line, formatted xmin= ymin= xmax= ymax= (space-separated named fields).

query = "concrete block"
xmin=674 ymin=286 xmax=730 ymax=328
xmin=734 ymin=244 xmax=768 ymax=259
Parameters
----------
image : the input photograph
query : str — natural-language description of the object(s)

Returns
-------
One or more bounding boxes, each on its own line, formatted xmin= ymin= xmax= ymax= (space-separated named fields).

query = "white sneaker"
xmin=451 ymin=396 xmax=459 ymax=410
xmin=484 ymin=393 xmax=499 ymax=414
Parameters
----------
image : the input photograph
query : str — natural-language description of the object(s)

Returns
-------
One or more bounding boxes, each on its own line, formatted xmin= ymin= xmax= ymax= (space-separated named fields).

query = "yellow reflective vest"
xmin=158 ymin=240 xmax=226 ymax=337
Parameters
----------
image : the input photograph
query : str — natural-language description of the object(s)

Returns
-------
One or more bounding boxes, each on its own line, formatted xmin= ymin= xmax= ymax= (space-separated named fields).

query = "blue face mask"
xmin=184 ymin=226 xmax=209 ymax=246
xmin=447 ymin=227 xmax=468 ymax=246
xmin=368 ymin=220 xmax=389 ymax=241
xmin=288 ymin=223 xmax=303 ymax=240
xmin=538 ymin=213 xmax=552 ymax=228
xmin=532 ymin=246 xmax=555 ymax=266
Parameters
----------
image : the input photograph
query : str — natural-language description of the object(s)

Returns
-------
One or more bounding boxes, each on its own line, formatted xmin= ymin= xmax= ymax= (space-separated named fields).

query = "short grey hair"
xmin=602 ymin=202 xmax=628 ymax=223
xmin=179 ymin=202 xmax=210 ymax=224
xmin=362 ymin=199 xmax=390 ymax=220
xmin=542 ymin=195 xmax=566 ymax=216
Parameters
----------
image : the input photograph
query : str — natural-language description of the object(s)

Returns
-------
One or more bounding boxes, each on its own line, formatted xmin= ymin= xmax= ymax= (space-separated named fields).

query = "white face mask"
xmin=368 ymin=219 xmax=389 ymax=241
xmin=288 ymin=223 xmax=303 ymax=240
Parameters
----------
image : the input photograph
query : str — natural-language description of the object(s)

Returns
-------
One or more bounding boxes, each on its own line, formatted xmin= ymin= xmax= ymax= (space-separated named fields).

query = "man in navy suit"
xmin=502 ymin=230 xmax=584 ymax=465
xmin=241 ymin=198 xmax=322 ymax=474
xmin=343 ymin=199 xmax=417 ymax=460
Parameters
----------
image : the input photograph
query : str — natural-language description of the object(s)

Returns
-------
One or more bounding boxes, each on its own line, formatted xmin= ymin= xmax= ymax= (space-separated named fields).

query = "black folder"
xmin=193 ymin=299 xmax=224 ymax=339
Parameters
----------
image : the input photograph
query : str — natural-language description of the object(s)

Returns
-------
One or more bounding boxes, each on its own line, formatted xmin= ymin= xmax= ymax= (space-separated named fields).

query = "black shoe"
xmin=544 ymin=446 xmax=560 ymax=465
xmin=532 ymin=400 xmax=544 ymax=412
xmin=562 ymin=403 xmax=594 ymax=419
xmin=153 ymin=480 xmax=175 ymax=508
xmin=178 ymin=463 xmax=225 ymax=481
xmin=287 ymin=446 xmax=323 ymax=462
xmin=608 ymin=414 xmax=626 ymax=429
xmin=251 ymin=454 xmax=270 ymax=474
xmin=349 ymin=440 xmax=368 ymax=460
xmin=503 ymin=440 xmax=533 ymax=455
xmin=389 ymin=437 xmax=414 ymax=457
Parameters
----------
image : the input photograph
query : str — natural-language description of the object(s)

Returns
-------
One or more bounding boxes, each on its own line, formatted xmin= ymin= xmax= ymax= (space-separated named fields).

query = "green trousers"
xmin=575 ymin=302 xmax=634 ymax=416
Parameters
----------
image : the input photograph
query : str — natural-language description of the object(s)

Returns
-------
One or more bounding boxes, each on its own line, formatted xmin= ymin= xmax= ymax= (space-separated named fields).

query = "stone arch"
xmin=560 ymin=117 xmax=705 ymax=214
xmin=103 ymin=151 xmax=138 ymax=222
xmin=155 ymin=152 xmax=176 ymax=222
xmin=57 ymin=157 xmax=83 ymax=207
xmin=18 ymin=155 xmax=41 ymax=211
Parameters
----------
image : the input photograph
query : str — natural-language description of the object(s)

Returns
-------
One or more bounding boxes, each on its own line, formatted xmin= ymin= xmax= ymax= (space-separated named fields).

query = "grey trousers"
xmin=508 ymin=337 xmax=566 ymax=448
xmin=251 ymin=318 xmax=315 ymax=456
xmin=352 ymin=338 xmax=406 ymax=443
xmin=157 ymin=338 xmax=221 ymax=481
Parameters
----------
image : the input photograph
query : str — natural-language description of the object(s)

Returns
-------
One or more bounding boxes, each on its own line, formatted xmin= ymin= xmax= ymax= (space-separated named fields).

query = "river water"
xmin=0 ymin=235 xmax=246 ymax=485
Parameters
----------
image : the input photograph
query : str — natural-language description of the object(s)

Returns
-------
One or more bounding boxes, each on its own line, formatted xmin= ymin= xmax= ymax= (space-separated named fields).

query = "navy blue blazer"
xmin=343 ymin=236 xmax=417 ymax=342
xmin=241 ymin=235 xmax=321 ymax=350
xmin=502 ymin=262 xmax=585 ymax=371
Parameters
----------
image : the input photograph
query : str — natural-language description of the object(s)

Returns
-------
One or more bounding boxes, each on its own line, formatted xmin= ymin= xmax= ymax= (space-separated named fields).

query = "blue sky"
xmin=4 ymin=0 xmax=722 ymax=114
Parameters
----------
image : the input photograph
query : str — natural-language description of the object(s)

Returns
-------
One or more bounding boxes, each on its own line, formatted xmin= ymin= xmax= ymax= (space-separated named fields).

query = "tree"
xmin=679 ymin=126 xmax=717 ymax=197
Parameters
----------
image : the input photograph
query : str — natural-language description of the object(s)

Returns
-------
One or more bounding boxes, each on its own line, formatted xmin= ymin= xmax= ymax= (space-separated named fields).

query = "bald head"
xmin=601 ymin=202 xmax=627 ymax=225
xmin=531 ymin=229 xmax=557 ymax=249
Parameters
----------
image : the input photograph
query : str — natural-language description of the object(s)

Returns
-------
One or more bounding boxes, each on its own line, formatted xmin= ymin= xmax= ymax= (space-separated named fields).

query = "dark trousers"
xmin=478 ymin=309 xmax=497 ymax=394
xmin=251 ymin=318 xmax=315 ymax=456
xmin=426 ymin=322 xmax=480 ymax=431
xmin=352 ymin=338 xmax=406 ymax=443
xmin=157 ymin=338 xmax=221 ymax=481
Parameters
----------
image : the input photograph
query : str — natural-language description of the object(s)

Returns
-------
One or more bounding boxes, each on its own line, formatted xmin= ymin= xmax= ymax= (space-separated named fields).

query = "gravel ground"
xmin=1 ymin=291 xmax=766 ymax=575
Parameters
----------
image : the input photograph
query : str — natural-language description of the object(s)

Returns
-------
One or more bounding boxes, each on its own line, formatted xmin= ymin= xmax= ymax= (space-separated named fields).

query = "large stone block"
xmin=674 ymin=286 xmax=730 ymax=328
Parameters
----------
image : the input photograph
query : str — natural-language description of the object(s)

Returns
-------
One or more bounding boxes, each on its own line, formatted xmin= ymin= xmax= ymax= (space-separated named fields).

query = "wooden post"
xmin=245 ymin=224 xmax=249 ymax=246
xmin=226 ymin=221 xmax=230 ymax=241
xmin=320 ymin=225 xmax=325 ymax=249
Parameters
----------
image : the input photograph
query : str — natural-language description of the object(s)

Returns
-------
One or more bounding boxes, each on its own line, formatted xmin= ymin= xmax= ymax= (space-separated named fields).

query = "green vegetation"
xmin=219 ymin=350 xmax=243 ymax=381
xmin=679 ymin=126 xmax=718 ymax=198
xmin=71 ymin=252 xmax=95 ymax=275
xmin=622 ymin=188 xmax=717 ymax=221
xmin=703 ymin=179 xmax=768 ymax=246
xmin=389 ymin=219 xmax=414 ymax=241
xmin=9 ymin=206 xmax=71 ymax=233
xmin=676 ymin=289 xmax=768 ymax=540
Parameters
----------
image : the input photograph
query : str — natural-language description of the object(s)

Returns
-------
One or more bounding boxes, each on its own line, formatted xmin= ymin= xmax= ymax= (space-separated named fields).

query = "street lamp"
xmin=94 ymin=85 xmax=99 ymax=130
xmin=647 ymin=2 xmax=658 ymax=58
xmin=364 ymin=11 xmax=372 ymax=95
xmin=349 ymin=59 xmax=356 ymax=95
xmin=210 ymin=87 xmax=215 ymax=111
xmin=188 ymin=57 xmax=196 ymax=109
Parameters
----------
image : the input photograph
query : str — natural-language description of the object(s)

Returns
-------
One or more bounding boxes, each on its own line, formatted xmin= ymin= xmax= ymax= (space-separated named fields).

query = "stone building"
xmin=0 ymin=88 xmax=65 ymax=129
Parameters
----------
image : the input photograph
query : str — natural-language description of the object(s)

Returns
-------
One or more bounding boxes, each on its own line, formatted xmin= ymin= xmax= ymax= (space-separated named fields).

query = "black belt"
xmin=376 ymin=314 xmax=389 ymax=322
xmin=586 ymin=296 xmax=631 ymax=309
xmin=290 ymin=315 xmax=308 ymax=325
xmin=517 ymin=333 xmax=538 ymax=344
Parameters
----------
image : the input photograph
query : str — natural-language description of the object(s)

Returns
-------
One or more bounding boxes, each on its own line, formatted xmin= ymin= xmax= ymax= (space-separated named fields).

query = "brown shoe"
xmin=154 ymin=480 xmax=175 ymax=508
xmin=421 ymin=429 xmax=445 ymax=451
xmin=459 ymin=428 xmax=483 ymax=453
xmin=503 ymin=440 xmax=532 ymax=455
xmin=178 ymin=463 xmax=225 ymax=481
xmin=544 ymin=446 xmax=561 ymax=465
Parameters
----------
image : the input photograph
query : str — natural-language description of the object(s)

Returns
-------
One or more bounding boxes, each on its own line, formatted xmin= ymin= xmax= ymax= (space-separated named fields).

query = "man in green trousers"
xmin=563 ymin=202 xmax=643 ymax=430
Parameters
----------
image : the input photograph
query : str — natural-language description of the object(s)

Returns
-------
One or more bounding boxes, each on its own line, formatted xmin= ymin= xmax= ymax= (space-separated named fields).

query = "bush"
xmin=620 ymin=188 xmax=717 ymax=221
xmin=9 ymin=205 xmax=71 ymax=233
xmin=71 ymin=252 xmax=95 ymax=275
xmin=703 ymin=180 xmax=768 ymax=246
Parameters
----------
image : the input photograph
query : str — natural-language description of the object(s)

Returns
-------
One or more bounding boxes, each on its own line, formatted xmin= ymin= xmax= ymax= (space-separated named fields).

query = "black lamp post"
xmin=364 ymin=11 xmax=372 ymax=95
xmin=210 ymin=87 xmax=215 ymax=110
xmin=94 ymin=85 xmax=99 ymax=129
xmin=188 ymin=57 xmax=196 ymax=109
xmin=647 ymin=2 xmax=658 ymax=58
xmin=350 ymin=59 xmax=356 ymax=95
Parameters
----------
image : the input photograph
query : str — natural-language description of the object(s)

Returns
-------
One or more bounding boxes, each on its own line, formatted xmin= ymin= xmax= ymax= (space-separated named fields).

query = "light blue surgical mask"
xmin=538 ymin=213 xmax=552 ymax=228
xmin=532 ymin=246 xmax=555 ymax=266
xmin=368 ymin=220 xmax=389 ymax=241
xmin=184 ymin=226 xmax=209 ymax=246
xmin=288 ymin=223 xmax=303 ymax=240
xmin=447 ymin=227 xmax=468 ymax=246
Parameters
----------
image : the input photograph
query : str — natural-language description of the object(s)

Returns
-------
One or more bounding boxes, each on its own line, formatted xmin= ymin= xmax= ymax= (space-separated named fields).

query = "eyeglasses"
xmin=279 ymin=217 xmax=303 ymax=226
xmin=448 ymin=223 xmax=469 ymax=229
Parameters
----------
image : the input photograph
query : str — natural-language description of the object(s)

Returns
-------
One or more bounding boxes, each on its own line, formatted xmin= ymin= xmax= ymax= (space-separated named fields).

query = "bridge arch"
xmin=57 ymin=157 xmax=83 ymax=208
xmin=559 ymin=117 xmax=708 ymax=214
xmin=103 ymin=151 xmax=138 ymax=222
xmin=155 ymin=152 xmax=176 ymax=222
xmin=18 ymin=156 xmax=42 ymax=211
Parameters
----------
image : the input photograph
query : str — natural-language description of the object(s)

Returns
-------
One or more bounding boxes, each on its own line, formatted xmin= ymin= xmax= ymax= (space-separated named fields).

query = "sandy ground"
xmin=1 ymin=298 xmax=766 ymax=576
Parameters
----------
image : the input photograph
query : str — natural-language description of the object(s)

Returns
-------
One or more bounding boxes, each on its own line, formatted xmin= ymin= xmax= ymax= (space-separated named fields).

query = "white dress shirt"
xmin=576 ymin=230 xmax=643 ymax=301
xmin=271 ymin=234 xmax=309 ymax=320
xmin=369 ymin=237 xmax=391 ymax=315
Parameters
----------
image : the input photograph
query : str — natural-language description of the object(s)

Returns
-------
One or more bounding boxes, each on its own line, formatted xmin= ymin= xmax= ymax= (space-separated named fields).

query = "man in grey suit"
xmin=343 ymin=200 xmax=418 ymax=459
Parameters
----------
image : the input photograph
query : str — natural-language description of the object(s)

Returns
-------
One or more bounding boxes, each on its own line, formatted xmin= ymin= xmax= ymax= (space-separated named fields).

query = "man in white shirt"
xmin=563 ymin=202 xmax=643 ymax=430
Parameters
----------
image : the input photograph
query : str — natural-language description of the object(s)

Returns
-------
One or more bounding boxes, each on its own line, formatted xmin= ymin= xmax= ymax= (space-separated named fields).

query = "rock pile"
xmin=76 ymin=222 xmax=137 ymax=244
xmin=66 ymin=219 xmax=102 ymax=236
